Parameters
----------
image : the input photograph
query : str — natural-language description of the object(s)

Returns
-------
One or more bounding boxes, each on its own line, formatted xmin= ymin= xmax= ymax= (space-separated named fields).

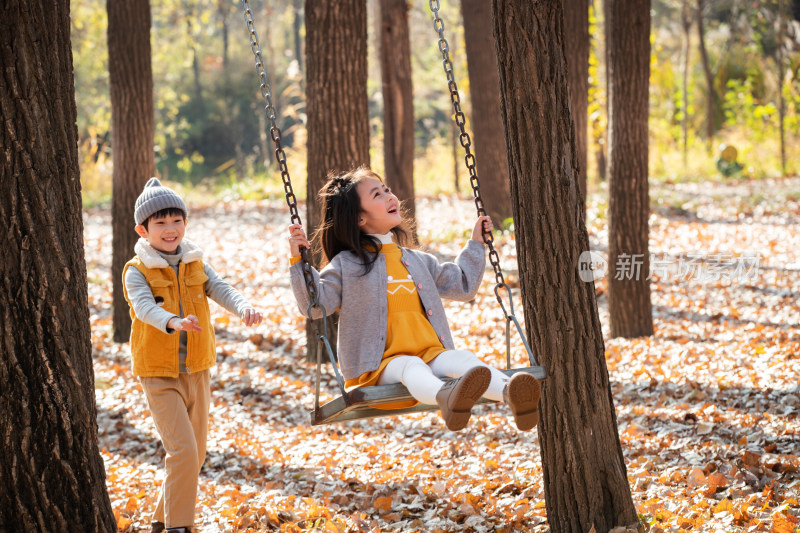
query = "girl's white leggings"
xmin=377 ymin=349 xmax=508 ymax=405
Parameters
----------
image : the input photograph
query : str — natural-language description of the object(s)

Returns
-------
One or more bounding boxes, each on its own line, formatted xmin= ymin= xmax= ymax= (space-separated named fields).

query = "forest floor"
xmin=86 ymin=176 xmax=800 ymax=532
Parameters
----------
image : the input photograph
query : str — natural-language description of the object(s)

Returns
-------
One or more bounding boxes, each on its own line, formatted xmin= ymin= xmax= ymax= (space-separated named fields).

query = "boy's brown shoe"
xmin=503 ymin=372 xmax=541 ymax=431
xmin=435 ymin=366 xmax=491 ymax=431
xmin=150 ymin=522 xmax=165 ymax=533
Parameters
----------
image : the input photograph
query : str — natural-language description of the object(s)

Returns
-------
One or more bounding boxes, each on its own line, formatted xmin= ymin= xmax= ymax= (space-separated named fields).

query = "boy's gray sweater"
xmin=290 ymin=239 xmax=486 ymax=381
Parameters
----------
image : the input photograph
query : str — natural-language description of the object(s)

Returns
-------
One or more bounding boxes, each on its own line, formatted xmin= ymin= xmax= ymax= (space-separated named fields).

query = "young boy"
xmin=123 ymin=177 xmax=262 ymax=533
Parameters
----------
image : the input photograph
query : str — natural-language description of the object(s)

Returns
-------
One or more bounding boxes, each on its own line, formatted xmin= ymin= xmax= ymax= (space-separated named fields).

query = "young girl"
xmin=287 ymin=167 xmax=540 ymax=431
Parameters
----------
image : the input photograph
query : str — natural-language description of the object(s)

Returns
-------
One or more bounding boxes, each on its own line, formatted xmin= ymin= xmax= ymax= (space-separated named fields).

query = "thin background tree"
xmin=305 ymin=0 xmax=370 ymax=362
xmin=461 ymin=0 xmax=512 ymax=226
xmin=697 ymin=0 xmax=716 ymax=145
xmin=563 ymin=0 xmax=591 ymax=203
xmin=108 ymin=0 xmax=156 ymax=342
xmin=491 ymin=0 xmax=640 ymax=530
xmin=681 ymin=0 xmax=692 ymax=166
xmin=606 ymin=0 xmax=654 ymax=339
xmin=378 ymin=0 xmax=416 ymax=236
xmin=0 ymin=1 xmax=115 ymax=529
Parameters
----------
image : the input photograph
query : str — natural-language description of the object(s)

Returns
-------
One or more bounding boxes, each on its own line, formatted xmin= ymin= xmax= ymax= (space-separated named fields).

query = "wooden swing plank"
xmin=310 ymin=366 xmax=546 ymax=426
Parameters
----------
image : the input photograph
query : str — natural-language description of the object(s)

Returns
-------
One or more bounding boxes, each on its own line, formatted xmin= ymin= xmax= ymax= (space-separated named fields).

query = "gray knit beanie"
xmin=134 ymin=177 xmax=188 ymax=225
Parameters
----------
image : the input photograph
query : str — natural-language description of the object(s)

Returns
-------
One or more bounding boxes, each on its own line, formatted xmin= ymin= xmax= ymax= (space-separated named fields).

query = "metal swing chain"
xmin=241 ymin=0 xmax=318 ymax=304
xmin=428 ymin=0 xmax=505 ymax=291
xmin=241 ymin=1 xmax=350 ymax=403
xmin=429 ymin=1 xmax=540 ymax=370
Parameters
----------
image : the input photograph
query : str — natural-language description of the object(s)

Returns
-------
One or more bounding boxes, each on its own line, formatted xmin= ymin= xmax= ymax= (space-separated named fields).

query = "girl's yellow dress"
xmin=344 ymin=243 xmax=446 ymax=408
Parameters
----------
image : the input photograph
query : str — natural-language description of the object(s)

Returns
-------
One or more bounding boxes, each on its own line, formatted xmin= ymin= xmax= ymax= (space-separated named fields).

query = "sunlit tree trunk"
xmin=606 ymin=0 xmax=653 ymax=339
xmin=697 ymin=0 xmax=715 ymax=144
xmin=451 ymin=120 xmax=460 ymax=192
xmin=108 ymin=0 xmax=155 ymax=342
xmin=0 ymin=1 xmax=115 ymax=530
xmin=461 ymin=0 xmax=512 ymax=226
xmin=492 ymin=1 xmax=639 ymax=531
xmin=305 ymin=0 xmax=370 ymax=362
xmin=563 ymin=0 xmax=590 ymax=203
xmin=217 ymin=0 xmax=231 ymax=70
xmin=379 ymin=0 xmax=416 ymax=235
xmin=590 ymin=0 xmax=608 ymax=183
xmin=294 ymin=0 xmax=304 ymax=73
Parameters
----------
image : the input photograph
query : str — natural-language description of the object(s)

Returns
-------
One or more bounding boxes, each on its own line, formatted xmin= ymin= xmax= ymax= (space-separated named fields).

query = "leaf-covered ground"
xmin=86 ymin=178 xmax=800 ymax=532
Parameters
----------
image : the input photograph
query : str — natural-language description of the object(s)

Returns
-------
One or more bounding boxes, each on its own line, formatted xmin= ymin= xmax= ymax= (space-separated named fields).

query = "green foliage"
xmin=71 ymin=0 xmax=799 ymax=206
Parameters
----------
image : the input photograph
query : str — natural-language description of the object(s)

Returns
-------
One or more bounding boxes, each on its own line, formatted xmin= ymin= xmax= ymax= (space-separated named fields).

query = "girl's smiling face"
xmin=356 ymin=177 xmax=402 ymax=235
xmin=135 ymin=213 xmax=187 ymax=253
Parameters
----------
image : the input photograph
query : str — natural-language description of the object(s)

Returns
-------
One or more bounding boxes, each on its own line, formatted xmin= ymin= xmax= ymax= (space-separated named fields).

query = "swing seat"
xmin=310 ymin=365 xmax=546 ymax=426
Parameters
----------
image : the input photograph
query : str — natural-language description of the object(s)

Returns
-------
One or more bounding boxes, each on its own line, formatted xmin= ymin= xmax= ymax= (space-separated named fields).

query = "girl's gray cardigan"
xmin=289 ymin=239 xmax=486 ymax=381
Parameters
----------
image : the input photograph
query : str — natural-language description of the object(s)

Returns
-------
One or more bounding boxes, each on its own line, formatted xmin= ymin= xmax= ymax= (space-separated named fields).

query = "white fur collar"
xmin=135 ymin=238 xmax=203 ymax=269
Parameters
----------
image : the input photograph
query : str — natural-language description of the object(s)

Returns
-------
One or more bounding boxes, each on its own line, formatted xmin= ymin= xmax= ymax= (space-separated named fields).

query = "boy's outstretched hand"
xmin=288 ymin=223 xmax=311 ymax=257
xmin=241 ymin=308 xmax=263 ymax=327
xmin=471 ymin=215 xmax=494 ymax=243
xmin=168 ymin=315 xmax=203 ymax=332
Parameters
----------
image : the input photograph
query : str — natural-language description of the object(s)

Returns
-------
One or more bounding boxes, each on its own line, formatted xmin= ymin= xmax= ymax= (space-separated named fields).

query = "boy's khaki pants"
xmin=141 ymin=370 xmax=210 ymax=529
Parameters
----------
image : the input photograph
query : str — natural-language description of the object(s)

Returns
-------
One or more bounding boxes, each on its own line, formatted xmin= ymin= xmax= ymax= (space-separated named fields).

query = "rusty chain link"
xmin=241 ymin=0 xmax=318 ymax=304
xmin=428 ymin=0 xmax=505 ymax=290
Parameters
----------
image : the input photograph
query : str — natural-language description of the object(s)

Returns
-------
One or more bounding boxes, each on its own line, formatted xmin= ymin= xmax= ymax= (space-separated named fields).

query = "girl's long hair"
xmin=314 ymin=167 xmax=411 ymax=274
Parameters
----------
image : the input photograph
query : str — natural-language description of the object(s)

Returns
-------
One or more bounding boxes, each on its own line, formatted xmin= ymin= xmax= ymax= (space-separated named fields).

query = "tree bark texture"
xmin=305 ymin=0 xmax=370 ymax=362
xmin=0 ymin=2 xmax=116 ymax=531
xmin=108 ymin=0 xmax=156 ymax=343
xmin=562 ymin=0 xmax=590 ymax=203
xmin=461 ymin=0 xmax=513 ymax=226
xmin=379 ymin=0 xmax=416 ymax=233
xmin=491 ymin=2 xmax=639 ymax=531
xmin=606 ymin=0 xmax=653 ymax=339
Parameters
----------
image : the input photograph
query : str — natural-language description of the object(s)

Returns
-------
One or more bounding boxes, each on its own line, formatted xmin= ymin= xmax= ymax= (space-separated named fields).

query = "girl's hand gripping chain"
xmin=288 ymin=223 xmax=311 ymax=257
xmin=471 ymin=215 xmax=494 ymax=243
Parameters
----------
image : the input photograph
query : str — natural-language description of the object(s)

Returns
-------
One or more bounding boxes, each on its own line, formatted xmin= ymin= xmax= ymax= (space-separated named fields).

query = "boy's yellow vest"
xmin=122 ymin=256 xmax=215 ymax=377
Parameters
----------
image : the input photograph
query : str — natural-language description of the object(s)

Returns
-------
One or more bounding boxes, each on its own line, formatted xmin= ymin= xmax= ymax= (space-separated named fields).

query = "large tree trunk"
xmin=0 ymin=2 xmax=116 ymax=531
xmin=606 ymin=0 xmax=653 ymax=339
xmin=562 ymin=0 xmax=590 ymax=204
xmin=108 ymin=0 xmax=155 ymax=342
xmin=461 ymin=0 xmax=512 ymax=226
xmin=379 ymin=0 xmax=416 ymax=235
xmin=697 ymin=0 xmax=715 ymax=144
xmin=492 ymin=2 xmax=639 ymax=531
xmin=305 ymin=0 xmax=370 ymax=363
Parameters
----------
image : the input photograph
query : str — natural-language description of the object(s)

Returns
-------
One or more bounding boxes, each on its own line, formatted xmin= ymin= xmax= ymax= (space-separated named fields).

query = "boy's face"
xmin=135 ymin=213 xmax=187 ymax=254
